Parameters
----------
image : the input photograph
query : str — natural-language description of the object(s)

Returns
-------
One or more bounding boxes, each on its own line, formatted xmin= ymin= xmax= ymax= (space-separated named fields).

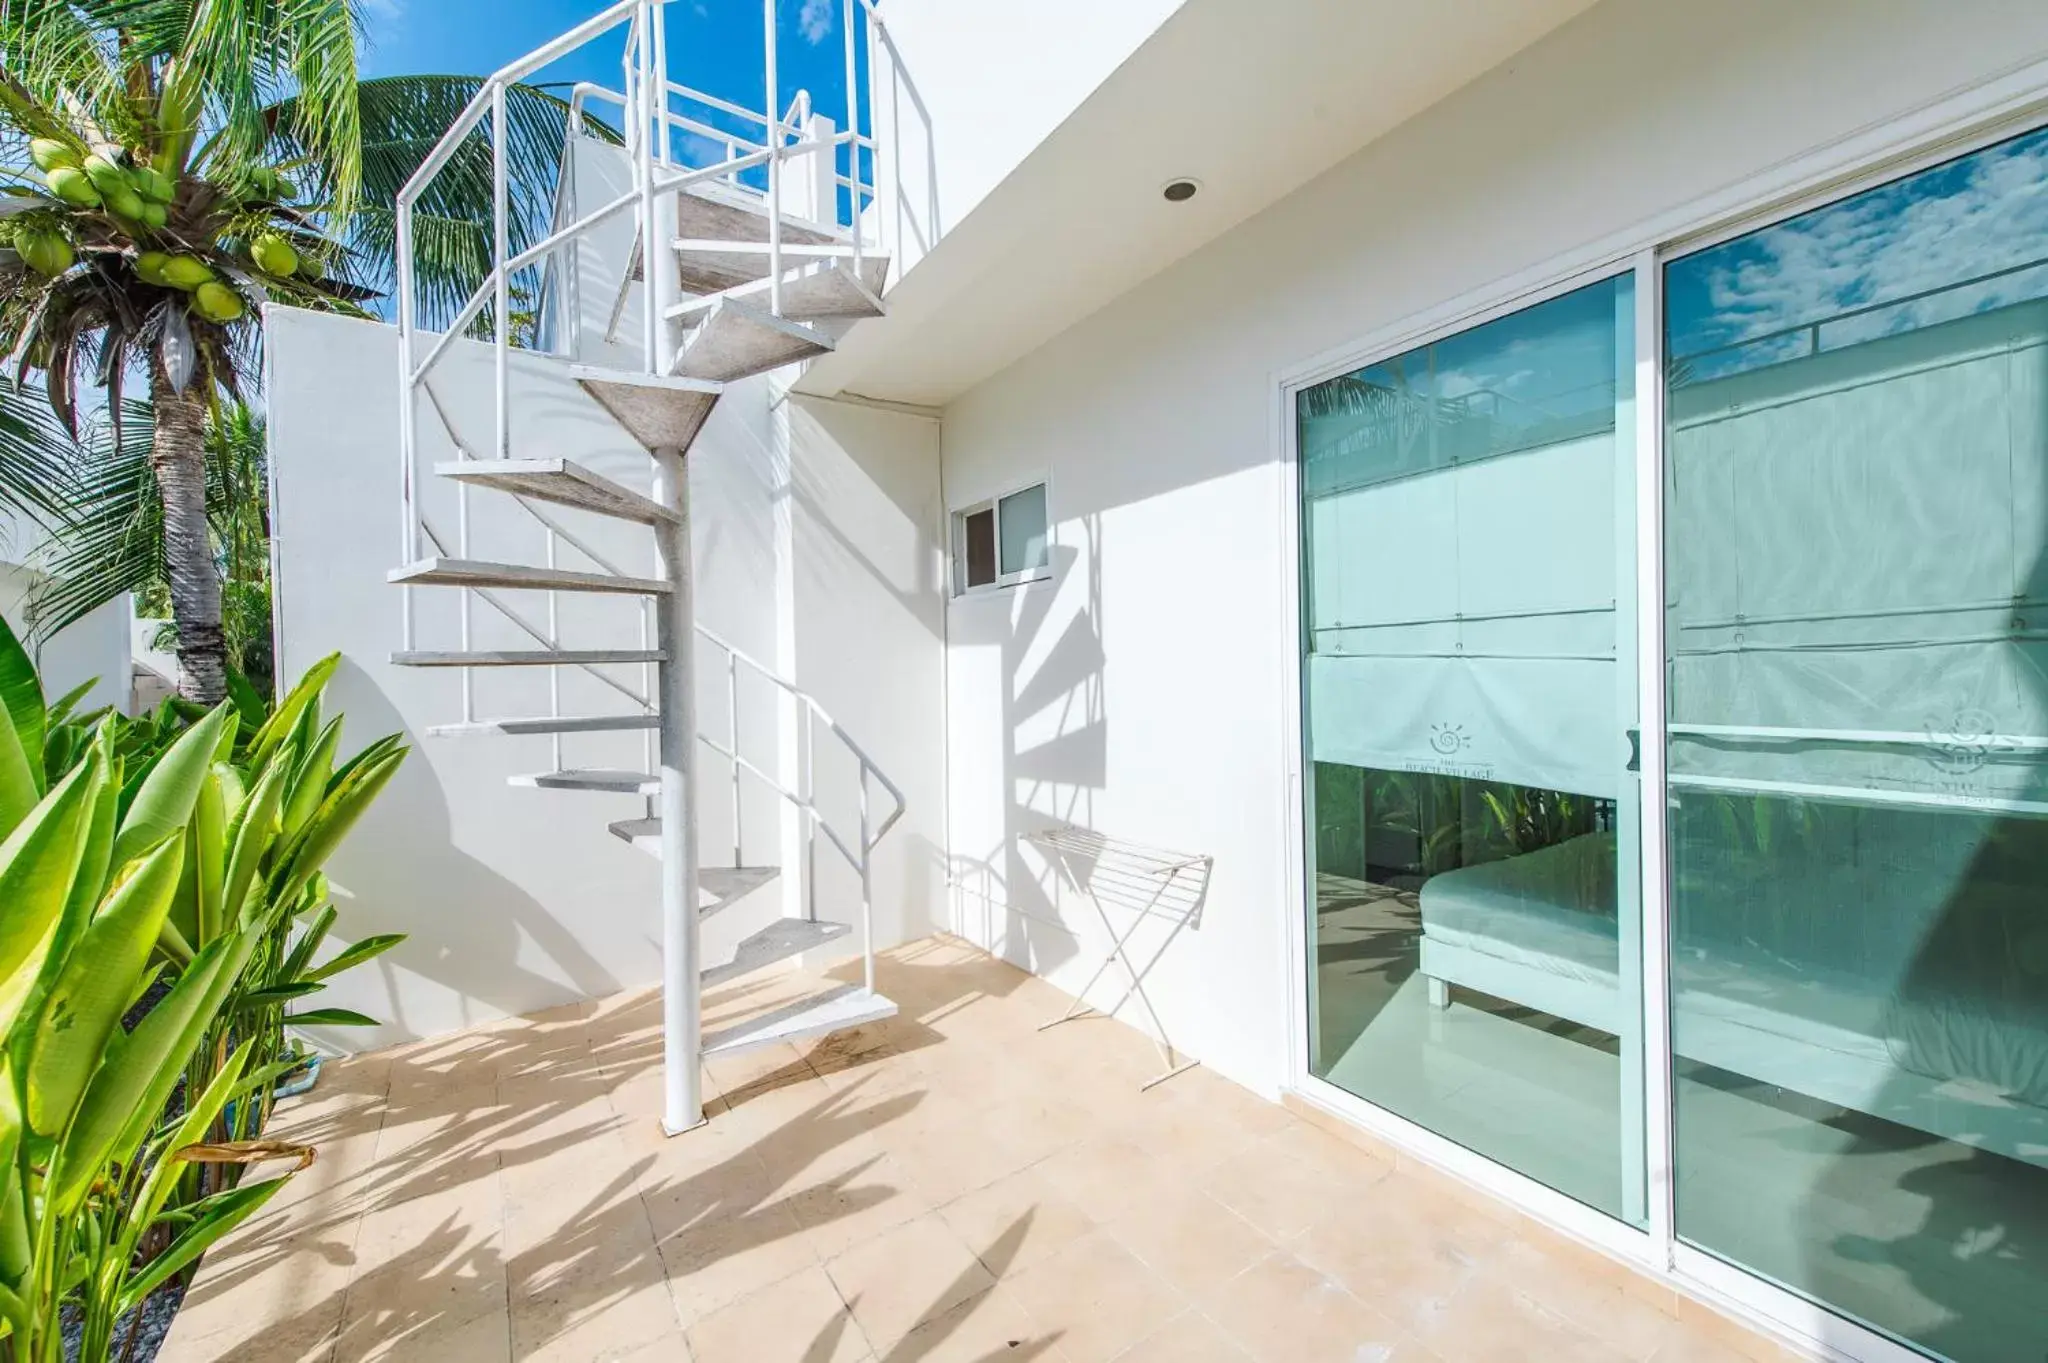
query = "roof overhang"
xmin=797 ymin=0 xmax=1599 ymax=408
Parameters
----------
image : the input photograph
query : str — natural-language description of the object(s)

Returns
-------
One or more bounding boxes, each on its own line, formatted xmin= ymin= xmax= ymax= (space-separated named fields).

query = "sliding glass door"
xmin=1662 ymin=125 xmax=2048 ymax=1360
xmin=1298 ymin=276 xmax=1647 ymax=1224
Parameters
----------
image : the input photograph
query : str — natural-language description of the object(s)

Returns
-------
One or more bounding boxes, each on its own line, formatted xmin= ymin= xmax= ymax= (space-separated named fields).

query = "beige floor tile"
xmin=824 ymin=1212 xmax=996 ymax=1348
xmin=1415 ymin=1275 xmax=1634 ymax=1363
xmin=1109 ymin=1311 xmax=1255 ymax=1363
xmin=885 ymin=1285 xmax=1066 ymax=1363
xmin=684 ymin=1264 xmax=870 ymax=1363
xmin=171 ymin=942 xmax=1788 ymax=1363
xmin=657 ymin=1199 xmax=820 ymax=1326
xmin=333 ymin=1306 xmax=511 ymax=1363
xmin=1034 ymin=1137 xmax=1185 ymax=1225
xmin=936 ymin=1166 xmax=1098 ymax=1278
xmin=1203 ymin=1251 xmax=1406 ymax=1363
xmin=512 ymin=1269 xmax=679 ymax=1363
xmin=1004 ymin=1231 xmax=1184 ymax=1363
xmin=1290 ymin=1204 xmax=1483 ymax=1333
xmin=1203 ymin=1143 xmax=1359 ymax=1243
xmin=785 ymin=1147 xmax=933 ymax=1259
xmin=1101 ymin=1185 xmax=1276 ymax=1297
xmin=1484 ymin=1234 xmax=1677 ymax=1359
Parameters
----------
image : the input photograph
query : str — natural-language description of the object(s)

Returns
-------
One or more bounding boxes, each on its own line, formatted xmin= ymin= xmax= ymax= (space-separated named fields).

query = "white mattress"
xmin=1417 ymin=833 xmax=2048 ymax=1108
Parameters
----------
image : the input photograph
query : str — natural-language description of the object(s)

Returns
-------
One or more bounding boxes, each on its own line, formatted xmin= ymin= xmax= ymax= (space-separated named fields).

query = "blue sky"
xmin=358 ymin=0 xmax=866 ymax=148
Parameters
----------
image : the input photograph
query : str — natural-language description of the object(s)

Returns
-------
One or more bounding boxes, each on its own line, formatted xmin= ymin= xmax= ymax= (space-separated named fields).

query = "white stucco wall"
xmin=266 ymin=304 xmax=946 ymax=1050
xmin=935 ymin=0 xmax=2048 ymax=1099
xmin=786 ymin=393 xmax=949 ymax=947
xmin=0 ymin=562 xmax=129 ymax=717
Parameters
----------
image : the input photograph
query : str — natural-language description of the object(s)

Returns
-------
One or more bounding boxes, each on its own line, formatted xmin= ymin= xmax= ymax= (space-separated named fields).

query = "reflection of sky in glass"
xmin=1301 ymin=279 xmax=1622 ymax=496
xmin=1667 ymin=124 xmax=2048 ymax=384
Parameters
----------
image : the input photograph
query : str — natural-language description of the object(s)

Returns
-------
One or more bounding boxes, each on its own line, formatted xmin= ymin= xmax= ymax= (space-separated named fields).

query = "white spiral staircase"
xmin=385 ymin=0 xmax=900 ymax=1134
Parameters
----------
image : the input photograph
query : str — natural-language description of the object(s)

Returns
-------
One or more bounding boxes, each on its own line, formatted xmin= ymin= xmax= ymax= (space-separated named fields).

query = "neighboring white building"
xmin=268 ymin=2 xmax=2048 ymax=1358
xmin=0 ymin=507 xmax=132 ymax=717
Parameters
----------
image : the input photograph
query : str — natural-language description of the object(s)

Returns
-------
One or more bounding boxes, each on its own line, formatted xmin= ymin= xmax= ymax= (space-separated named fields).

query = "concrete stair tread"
xmin=435 ymin=458 xmax=677 ymax=525
xmin=671 ymin=298 xmax=833 ymax=383
xmin=511 ymin=768 xmax=659 ymax=794
xmin=667 ymin=256 xmax=887 ymax=325
xmin=427 ymin=714 xmax=657 ymax=737
xmin=705 ymin=918 xmax=852 ymax=988
xmin=571 ymin=367 xmax=723 ymax=452
xmin=670 ymin=187 xmax=841 ymax=293
xmin=391 ymin=649 xmax=665 ymax=667
xmin=701 ymin=984 xmax=897 ymax=1058
xmin=389 ymin=557 xmax=670 ymax=596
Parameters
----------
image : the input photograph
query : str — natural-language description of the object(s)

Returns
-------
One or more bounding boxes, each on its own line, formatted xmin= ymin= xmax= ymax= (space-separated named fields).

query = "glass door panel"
xmin=1663 ymin=123 xmax=2048 ymax=1360
xmin=1300 ymin=276 xmax=1646 ymax=1224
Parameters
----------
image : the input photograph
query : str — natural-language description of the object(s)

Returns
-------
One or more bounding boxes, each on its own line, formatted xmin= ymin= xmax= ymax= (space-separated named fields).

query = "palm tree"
xmin=0 ymin=2 xmax=603 ymax=703
xmin=28 ymin=394 xmax=275 ymax=689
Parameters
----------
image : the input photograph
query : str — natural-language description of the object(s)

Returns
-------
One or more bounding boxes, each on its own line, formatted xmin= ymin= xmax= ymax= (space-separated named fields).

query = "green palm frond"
xmin=0 ymin=379 xmax=79 ymax=536
xmin=29 ymin=396 xmax=269 ymax=650
xmin=26 ymin=394 xmax=159 ymax=641
xmin=270 ymin=74 xmax=619 ymax=328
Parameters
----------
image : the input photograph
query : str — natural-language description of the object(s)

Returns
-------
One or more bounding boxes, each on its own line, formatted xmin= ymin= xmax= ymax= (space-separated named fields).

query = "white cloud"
xmin=798 ymin=0 xmax=833 ymax=43
xmin=1679 ymin=129 xmax=2048 ymax=375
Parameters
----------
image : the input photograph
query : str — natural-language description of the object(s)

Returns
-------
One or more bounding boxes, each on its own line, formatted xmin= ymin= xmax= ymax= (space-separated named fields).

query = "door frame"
xmin=1271 ymin=54 xmax=2048 ymax=1363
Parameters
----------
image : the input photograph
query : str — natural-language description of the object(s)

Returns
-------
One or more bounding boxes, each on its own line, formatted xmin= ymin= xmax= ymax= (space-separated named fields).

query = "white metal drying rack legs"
xmin=1025 ymin=825 xmax=1211 ymax=1090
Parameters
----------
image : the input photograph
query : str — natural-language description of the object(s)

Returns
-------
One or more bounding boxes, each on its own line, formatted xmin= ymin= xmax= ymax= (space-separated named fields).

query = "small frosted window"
xmin=999 ymin=484 xmax=1049 ymax=575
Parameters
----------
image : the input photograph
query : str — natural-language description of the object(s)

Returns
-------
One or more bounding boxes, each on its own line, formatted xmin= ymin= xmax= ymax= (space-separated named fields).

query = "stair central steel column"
xmin=653 ymin=443 xmax=704 ymax=1133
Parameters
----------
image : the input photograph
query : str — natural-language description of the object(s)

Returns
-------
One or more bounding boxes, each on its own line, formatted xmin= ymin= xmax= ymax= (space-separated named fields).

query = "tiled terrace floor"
xmin=161 ymin=935 xmax=1797 ymax=1363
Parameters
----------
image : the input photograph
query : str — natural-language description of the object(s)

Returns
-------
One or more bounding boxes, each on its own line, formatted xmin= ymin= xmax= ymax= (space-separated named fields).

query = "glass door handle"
xmin=1626 ymin=728 xmax=1641 ymax=773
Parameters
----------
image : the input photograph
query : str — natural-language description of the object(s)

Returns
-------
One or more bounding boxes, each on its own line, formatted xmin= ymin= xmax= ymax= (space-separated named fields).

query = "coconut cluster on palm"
xmin=0 ymin=126 xmax=369 ymax=431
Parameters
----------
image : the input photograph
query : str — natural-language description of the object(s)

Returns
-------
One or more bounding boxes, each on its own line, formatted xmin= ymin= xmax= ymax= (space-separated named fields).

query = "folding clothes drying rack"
xmin=1024 ymin=824 xmax=1213 ymax=1089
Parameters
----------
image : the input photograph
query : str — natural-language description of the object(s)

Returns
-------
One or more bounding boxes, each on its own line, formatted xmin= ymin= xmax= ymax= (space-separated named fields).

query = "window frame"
xmin=949 ymin=476 xmax=1053 ymax=596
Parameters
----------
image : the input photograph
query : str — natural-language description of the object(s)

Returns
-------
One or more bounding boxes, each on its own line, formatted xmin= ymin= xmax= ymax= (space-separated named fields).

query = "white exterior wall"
xmin=0 ymin=564 xmax=128 ymax=716
xmin=266 ymin=303 xmax=945 ymax=1050
xmin=936 ymin=0 xmax=2048 ymax=1099
xmin=0 ymin=504 xmax=131 ymax=716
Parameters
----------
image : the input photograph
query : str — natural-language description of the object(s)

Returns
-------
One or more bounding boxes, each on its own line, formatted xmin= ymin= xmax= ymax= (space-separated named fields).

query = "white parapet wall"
xmin=265 ymin=305 xmax=947 ymax=1050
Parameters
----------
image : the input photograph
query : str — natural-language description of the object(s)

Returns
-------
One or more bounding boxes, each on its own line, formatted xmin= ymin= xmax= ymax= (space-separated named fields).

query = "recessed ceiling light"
xmin=1162 ymin=177 xmax=1201 ymax=203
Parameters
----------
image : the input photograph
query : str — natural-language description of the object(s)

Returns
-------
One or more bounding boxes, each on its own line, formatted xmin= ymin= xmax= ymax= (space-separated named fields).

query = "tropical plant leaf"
xmin=232 ymin=982 xmax=321 ymax=1011
xmin=114 ymin=1178 xmax=283 ymax=1314
xmin=0 ymin=614 xmax=44 ymax=789
xmin=0 ymin=759 xmax=98 ymax=1041
xmin=282 ymin=1007 xmax=377 ymax=1027
xmin=25 ymin=833 xmax=184 ymax=1136
xmin=110 ymin=702 xmax=233 ymax=868
xmin=303 ymin=931 xmax=404 ymax=983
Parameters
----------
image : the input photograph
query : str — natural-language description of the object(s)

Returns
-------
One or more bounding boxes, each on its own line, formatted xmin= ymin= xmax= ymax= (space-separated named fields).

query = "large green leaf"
xmin=110 ymin=703 xmax=234 ymax=870
xmin=280 ymin=715 xmax=342 ymax=848
xmin=0 ymin=670 xmax=41 ymax=844
xmin=245 ymin=653 xmax=337 ymax=772
xmin=273 ymin=745 xmax=406 ymax=903
xmin=26 ymin=834 xmax=184 ymax=1137
xmin=222 ymin=756 xmax=288 ymax=930
xmin=117 ymin=1178 xmax=283 ymax=1313
xmin=0 ymin=760 xmax=98 ymax=1045
xmin=0 ymin=616 xmax=44 ymax=794
xmin=189 ymin=765 xmax=228 ymax=946
xmin=52 ymin=933 xmax=242 ymax=1213
xmin=304 ymin=932 xmax=406 ymax=983
xmin=282 ymin=1007 xmax=378 ymax=1027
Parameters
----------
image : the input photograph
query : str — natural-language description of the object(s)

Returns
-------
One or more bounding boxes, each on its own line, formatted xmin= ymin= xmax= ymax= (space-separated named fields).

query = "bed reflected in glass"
xmin=1297 ymin=274 xmax=1645 ymax=1225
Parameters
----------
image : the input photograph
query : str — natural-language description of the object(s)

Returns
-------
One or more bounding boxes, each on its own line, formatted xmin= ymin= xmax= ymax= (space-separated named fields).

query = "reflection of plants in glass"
xmin=1479 ymin=784 xmax=1594 ymax=856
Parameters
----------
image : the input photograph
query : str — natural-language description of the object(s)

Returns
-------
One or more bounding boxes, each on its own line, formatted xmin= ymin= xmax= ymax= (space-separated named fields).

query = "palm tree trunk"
xmin=149 ymin=364 xmax=225 ymax=705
